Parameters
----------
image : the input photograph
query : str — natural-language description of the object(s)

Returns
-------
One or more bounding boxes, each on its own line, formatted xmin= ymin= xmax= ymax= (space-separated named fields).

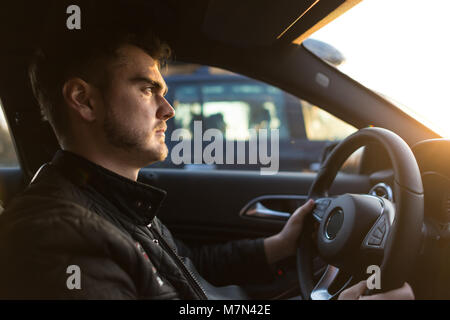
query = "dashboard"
xmin=413 ymin=139 xmax=450 ymax=224
xmin=363 ymin=139 xmax=450 ymax=225
xmin=400 ymin=139 xmax=450 ymax=298
xmin=354 ymin=139 xmax=450 ymax=298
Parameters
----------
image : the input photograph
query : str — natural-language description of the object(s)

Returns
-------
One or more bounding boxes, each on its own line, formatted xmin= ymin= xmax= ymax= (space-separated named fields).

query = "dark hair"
xmin=29 ymin=27 xmax=171 ymax=144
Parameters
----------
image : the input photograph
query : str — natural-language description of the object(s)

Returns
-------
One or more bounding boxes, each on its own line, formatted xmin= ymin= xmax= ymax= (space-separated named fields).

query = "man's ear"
xmin=62 ymin=78 xmax=98 ymax=122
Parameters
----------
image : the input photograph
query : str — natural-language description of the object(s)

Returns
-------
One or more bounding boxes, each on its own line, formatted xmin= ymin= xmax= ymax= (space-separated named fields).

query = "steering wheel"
xmin=297 ymin=127 xmax=424 ymax=300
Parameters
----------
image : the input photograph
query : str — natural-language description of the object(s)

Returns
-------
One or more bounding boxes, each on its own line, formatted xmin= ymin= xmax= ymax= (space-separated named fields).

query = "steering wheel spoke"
xmin=361 ymin=197 xmax=394 ymax=251
xmin=362 ymin=214 xmax=390 ymax=250
xmin=312 ymin=197 xmax=333 ymax=222
xmin=310 ymin=265 xmax=352 ymax=300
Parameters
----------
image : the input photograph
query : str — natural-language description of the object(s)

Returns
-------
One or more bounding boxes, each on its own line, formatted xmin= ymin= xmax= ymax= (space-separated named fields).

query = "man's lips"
xmin=155 ymin=126 xmax=167 ymax=135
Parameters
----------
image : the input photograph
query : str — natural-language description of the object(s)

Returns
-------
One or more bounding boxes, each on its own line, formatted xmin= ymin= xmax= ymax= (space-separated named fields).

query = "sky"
xmin=309 ymin=0 xmax=450 ymax=137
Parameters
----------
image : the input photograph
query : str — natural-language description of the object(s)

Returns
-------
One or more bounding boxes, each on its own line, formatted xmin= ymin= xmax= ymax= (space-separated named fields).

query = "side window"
xmin=171 ymin=82 xmax=289 ymax=140
xmin=155 ymin=64 xmax=357 ymax=174
xmin=0 ymin=102 xmax=18 ymax=167
xmin=301 ymin=101 xmax=357 ymax=141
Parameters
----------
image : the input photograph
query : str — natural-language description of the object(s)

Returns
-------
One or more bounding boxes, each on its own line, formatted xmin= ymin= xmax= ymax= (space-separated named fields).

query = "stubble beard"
xmin=103 ymin=107 xmax=168 ymax=165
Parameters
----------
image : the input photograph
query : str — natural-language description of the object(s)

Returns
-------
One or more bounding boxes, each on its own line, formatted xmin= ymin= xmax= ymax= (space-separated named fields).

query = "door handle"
xmin=240 ymin=195 xmax=307 ymax=221
xmin=244 ymin=202 xmax=291 ymax=219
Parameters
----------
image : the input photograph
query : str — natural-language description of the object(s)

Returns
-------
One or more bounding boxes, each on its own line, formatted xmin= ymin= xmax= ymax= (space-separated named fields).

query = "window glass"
xmin=157 ymin=64 xmax=357 ymax=173
xmin=303 ymin=0 xmax=450 ymax=138
xmin=301 ymin=101 xmax=357 ymax=141
xmin=171 ymin=82 xmax=290 ymax=141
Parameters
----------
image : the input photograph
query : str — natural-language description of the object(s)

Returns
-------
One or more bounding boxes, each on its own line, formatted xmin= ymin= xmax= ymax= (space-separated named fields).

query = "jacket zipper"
xmin=148 ymin=228 xmax=208 ymax=300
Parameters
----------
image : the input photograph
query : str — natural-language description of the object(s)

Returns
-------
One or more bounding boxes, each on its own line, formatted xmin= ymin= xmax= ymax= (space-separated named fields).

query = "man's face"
xmin=99 ymin=45 xmax=174 ymax=165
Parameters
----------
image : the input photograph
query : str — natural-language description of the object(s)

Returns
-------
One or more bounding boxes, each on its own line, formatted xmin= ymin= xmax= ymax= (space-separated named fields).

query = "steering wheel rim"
xmin=297 ymin=127 xmax=424 ymax=300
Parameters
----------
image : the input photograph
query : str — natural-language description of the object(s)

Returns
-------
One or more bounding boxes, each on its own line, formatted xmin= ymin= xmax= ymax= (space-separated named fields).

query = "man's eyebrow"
xmin=129 ymin=76 xmax=168 ymax=96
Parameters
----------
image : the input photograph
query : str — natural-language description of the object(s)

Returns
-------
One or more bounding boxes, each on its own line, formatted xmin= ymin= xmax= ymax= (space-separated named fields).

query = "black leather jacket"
xmin=0 ymin=150 xmax=274 ymax=299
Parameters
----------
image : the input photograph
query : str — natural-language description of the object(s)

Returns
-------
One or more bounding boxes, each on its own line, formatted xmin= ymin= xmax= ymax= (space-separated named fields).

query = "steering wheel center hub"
xmin=317 ymin=194 xmax=384 ymax=269
xmin=325 ymin=208 xmax=344 ymax=240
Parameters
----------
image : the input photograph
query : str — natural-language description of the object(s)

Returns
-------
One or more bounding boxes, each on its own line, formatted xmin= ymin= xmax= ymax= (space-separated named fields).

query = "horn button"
xmin=325 ymin=208 xmax=344 ymax=240
xmin=317 ymin=194 xmax=384 ymax=269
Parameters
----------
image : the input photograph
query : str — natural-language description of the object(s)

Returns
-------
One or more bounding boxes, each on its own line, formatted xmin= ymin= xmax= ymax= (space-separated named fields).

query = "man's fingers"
xmin=339 ymin=281 xmax=415 ymax=300
xmin=359 ymin=282 xmax=415 ymax=300
xmin=293 ymin=199 xmax=315 ymax=219
xmin=338 ymin=280 xmax=367 ymax=300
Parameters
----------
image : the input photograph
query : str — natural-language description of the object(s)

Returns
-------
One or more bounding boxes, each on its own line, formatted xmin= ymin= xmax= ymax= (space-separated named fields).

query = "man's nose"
xmin=156 ymin=96 xmax=175 ymax=121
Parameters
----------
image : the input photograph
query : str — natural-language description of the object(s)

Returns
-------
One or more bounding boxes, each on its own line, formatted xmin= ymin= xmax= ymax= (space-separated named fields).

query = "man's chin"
xmin=146 ymin=145 xmax=169 ymax=163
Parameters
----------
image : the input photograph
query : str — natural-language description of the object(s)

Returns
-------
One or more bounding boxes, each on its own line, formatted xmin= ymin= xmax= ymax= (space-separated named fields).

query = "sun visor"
xmin=202 ymin=0 xmax=361 ymax=47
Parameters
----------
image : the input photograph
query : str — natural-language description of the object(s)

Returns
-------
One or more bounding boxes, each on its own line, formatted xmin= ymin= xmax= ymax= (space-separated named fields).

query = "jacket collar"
xmin=50 ymin=150 xmax=167 ymax=226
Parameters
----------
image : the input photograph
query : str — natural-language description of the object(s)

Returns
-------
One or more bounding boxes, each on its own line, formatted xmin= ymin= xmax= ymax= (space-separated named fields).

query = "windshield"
xmin=305 ymin=0 xmax=450 ymax=138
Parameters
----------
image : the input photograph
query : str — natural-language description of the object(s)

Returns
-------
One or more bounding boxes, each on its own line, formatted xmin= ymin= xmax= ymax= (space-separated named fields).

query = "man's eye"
xmin=143 ymin=87 xmax=154 ymax=94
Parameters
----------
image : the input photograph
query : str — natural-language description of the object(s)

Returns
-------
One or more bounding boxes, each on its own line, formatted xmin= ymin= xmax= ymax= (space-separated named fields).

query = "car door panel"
xmin=140 ymin=169 xmax=371 ymax=244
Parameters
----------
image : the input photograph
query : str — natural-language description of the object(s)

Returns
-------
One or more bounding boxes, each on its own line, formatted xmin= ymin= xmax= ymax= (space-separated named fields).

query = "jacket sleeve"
xmin=173 ymin=233 xmax=276 ymax=286
xmin=0 ymin=200 xmax=147 ymax=299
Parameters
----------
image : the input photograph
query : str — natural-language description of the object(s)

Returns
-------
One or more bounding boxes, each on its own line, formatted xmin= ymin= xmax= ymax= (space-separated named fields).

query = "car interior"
xmin=0 ymin=0 xmax=449 ymax=299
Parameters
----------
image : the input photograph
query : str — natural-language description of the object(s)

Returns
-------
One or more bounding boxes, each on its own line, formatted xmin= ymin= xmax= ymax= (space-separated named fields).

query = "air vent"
xmin=369 ymin=183 xmax=393 ymax=202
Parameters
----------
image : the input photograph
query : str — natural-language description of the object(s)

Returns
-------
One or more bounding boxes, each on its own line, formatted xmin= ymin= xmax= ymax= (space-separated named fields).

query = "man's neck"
xmin=62 ymin=147 xmax=140 ymax=181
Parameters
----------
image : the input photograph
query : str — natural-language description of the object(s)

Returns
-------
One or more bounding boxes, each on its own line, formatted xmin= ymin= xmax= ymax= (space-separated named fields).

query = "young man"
xmin=0 ymin=25 xmax=413 ymax=299
xmin=0 ymin=26 xmax=318 ymax=299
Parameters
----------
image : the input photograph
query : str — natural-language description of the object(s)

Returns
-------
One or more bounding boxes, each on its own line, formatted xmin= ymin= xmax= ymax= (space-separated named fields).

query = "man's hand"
xmin=264 ymin=199 xmax=315 ymax=264
xmin=338 ymin=280 xmax=415 ymax=300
